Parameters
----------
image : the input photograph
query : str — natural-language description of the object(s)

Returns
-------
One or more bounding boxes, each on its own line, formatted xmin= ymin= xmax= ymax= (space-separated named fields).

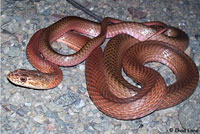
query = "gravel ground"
xmin=1 ymin=0 xmax=200 ymax=134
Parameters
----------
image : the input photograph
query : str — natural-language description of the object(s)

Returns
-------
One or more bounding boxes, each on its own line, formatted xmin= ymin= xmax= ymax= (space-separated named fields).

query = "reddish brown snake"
xmin=8 ymin=16 xmax=199 ymax=120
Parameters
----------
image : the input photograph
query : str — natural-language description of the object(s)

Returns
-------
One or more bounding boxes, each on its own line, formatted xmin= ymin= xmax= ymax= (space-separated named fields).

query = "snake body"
xmin=8 ymin=16 xmax=199 ymax=120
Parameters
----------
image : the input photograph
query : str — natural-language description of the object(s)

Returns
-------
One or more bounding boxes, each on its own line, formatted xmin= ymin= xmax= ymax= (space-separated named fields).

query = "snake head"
xmin=8 ymin=69 xmax=48 ymax=89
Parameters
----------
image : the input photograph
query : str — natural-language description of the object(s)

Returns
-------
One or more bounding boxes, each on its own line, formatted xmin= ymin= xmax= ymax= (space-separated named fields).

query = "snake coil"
xmin=8 ymin=16 xmax=199 ymax=120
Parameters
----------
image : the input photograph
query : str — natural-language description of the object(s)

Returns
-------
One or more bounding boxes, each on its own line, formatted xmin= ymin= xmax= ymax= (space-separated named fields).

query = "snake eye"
xmin=20 ymin=77 xmax=27 ymax=82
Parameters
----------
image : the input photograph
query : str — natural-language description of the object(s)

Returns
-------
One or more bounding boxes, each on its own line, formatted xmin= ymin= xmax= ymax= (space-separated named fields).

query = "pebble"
xmin=23 ymin=127 xmax=31 ymax=134
xmin=24 ymin=102 xmax=31 ymax=107
xmin=54 ymin=92 xmax=78 ymax=107
xmin=104 ymin=130 xmax=112 ymax=134
xmin=33 ymin=114 xmax=48 ymax=124
xmin=93 ymin=123 xmax=105 ymax=131
xmin=73 ymin=98 xmax=86 ymax=109
xmin=16 ymin=107 xmax=28 ymax=116
xmin=155 ymin=123 xmax=167 ymax=133
xmin=141 ymin=115 xmax=152 ymax=124
xmin=45 ymin=111 xmax=58 ymax=119
xmin=77 ymin=124 xmax=85 ymax=132
xmin=46 ymin=0 xmax=57 ymax=2
xmin=50 ymin=14 xmax=65 ymax=21
xmin=46 ymin=102 xmax=65 ymax=112
xmin=8 ymin=47 xmax=20 ymax=57
xmin=45 ymin=123 xmax=56 ymax=131
xmin=128 ymin=7 xmax=147 ymax=19
xmin=9 ymin=92 xmax=25 ymax=106
xmin=42 ymin=8 xmax=51 ymax=16
xmin=138 ymin=128 xmax=148 ymax=134
xmin=79 ymin=64 xmax=85 ymax=71
xmin=194 ymin=54 xmax=200 ymax=67
xmin=15 ymin=1 xmax=24 ymax=8
xmin=70 ymin=85 xmax=78 ymax=91
xmin=185 ymin=46 xmax=192 ymax=56
xmin=1 ymin=20 xmax=19 ymax=34
xmin=4 ymin=46 xmax=10 ymax=54
xmin=120 ymin=123 xmax=127 ymax=130
xmin=79 ymin=83 xmax=87 ymax=93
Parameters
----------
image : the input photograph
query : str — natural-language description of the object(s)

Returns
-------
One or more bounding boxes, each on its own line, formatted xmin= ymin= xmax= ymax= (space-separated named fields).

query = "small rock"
xmin=4 ymin=47 xmax=9 ymax=54
xmin=2 ymin=104 xmax=11 ymax=111
xmin=8 ymin=47 xmax=20 ymax=57
xmin=79 ymin=87 xmax=86 ymax=93
xmin=1 ymin=20 xmax=19 ymax=33
xmin=141 ymin=114 xmax=151 ymax=124
xmin=155 ymin=123 xmax=166 ymax=133
xmin=23 ymin=127 xmax=31 ymax=134
xmin=194 ymin=54 xmax=200 ymax=67
xmin=45 ymin=111 xmax=58 ymax=119
xmin=79 ymin=83 xmax=87 ymax=93
xmin=194 ymin=34 xmax=200 ymax=41
xmin=46 ymin=0 xmax=57 ymax=2
xmin=93 ymin=123 xmax=105 ymax=131
xmin=57 ymin=83 xmax=64 ymax=89
xmin=88 ymin=112 xmax=94 ymax=117
xmin=152 ymin=129 xmax=159 ymax=134
xmin=70 ymin=85 xmax=78 ymax=91
xmin=183 ymin=0 xmax=190 ymax=5
xmin=79 ymin=65 xmax=85 ymax=71
xmin=16 ymin=107 xmax=28 ymax=116
xmin=42 ymin=8 xmax=51 ymax=16
xmin=46 ymin=123 xmax=56 ymax=131
xmin=138 ymin=128 xmax=148 ymax=134
xmin=73 ymin=99 xmax=86 ymax=109
xmin=128 ymin=7 xmax=147 ymax=19
xmin=15 ymin=34 xmax=24 ymax=43
xmin=131 ymin=119 xmax=143 ymax=128
xmin=1 ymin=32 xmax=16 ymax=44
xmin=161 ymin=115 xmax=168 ymax=122
xmin=33 ymin=114 xmax=48 ymax=124
xmin=54 ymin=92 xmax=78 ymax=107
xmin=2 ymin=123 xmax=12 ymax=131
xmin=33 ymin=0 xmax=41 ymax=2
xmin=9 ymin=92 xmax=25 ymax=106
xmin=93 ymin=118 xmax=102 ymax=124
xmin=9 ymin=104 xmax=18 ymax=112
xmin=120 ymin=123 xmax=127 ymax=130
xmin=24 ymin=102 xmax=31 ymax=107
xmin=46 ymin=102 xmax=64 ymax=112
xmin=77 ymin=124 xmax=85 ymax=132
xmin=15 ymin=1 xmax=24 ymax=8
xmin=68 ymin=109 xmax=75 ymax=116
xmin=50 ymin=14 xmax=65 ymax=21
xmin=82 ymin=83 xmax=87 ymax=88
xmin=185 ymin=46 xmax=192 ymax=56
xmin=104 ymin=130 xmax=112 ymax=134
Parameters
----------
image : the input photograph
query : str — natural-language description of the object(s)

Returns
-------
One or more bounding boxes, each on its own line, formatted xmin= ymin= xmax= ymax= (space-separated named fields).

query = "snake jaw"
xmin=8 ymin=69 xmax=48 ymax=89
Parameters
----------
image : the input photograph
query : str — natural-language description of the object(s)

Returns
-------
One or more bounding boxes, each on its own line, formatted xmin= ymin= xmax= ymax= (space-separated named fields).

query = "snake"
xmin=8 ymin=16 xmax=199 ymax=120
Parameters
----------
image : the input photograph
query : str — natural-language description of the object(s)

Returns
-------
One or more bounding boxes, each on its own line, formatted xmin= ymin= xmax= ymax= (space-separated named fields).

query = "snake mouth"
xmin=7 ymin=71 xmax=17 ymax=83
xmin=7 ymin=69 xmax=29 ymax=87
xmin=7 ymin=77 xmax=35 ymax=90
xmin=7 ymin=70 xmax=39 ymax=90
xmin=7 ymin=73 xmax=24 ymax=88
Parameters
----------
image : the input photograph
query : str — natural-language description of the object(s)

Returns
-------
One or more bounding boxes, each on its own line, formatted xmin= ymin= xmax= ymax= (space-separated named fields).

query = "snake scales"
xmin=8 ymin=16 xmax=199 ymax=120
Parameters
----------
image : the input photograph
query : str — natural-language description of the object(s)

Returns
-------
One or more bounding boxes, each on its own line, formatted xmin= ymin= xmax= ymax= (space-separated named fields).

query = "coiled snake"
xmin=8 ymin=16 xmax=199 ymax=120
